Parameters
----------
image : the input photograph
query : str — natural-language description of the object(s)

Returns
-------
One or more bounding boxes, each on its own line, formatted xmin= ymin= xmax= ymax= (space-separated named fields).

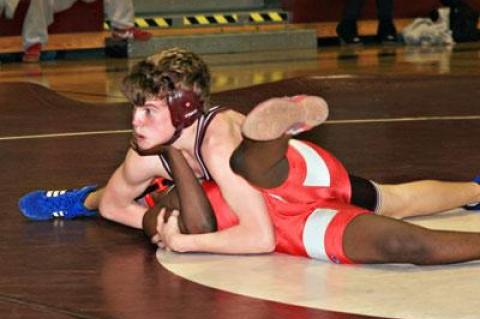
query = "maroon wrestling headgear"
xmin=162 ymin=72 xmax=203 ymax=145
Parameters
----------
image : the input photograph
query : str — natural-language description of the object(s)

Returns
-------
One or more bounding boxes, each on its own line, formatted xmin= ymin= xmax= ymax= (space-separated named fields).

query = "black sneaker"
xmin=336 ymin=20 xmax=362 ymax=45
xmin=377 ymin=20 xmax=398 ymax=43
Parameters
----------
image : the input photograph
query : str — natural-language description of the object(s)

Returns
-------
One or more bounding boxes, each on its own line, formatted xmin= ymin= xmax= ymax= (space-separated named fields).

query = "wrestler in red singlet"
xmin=203 ymin=139 xmax=370 ymax=264
xmin=148 ymin=139 xmax=371 ymax=264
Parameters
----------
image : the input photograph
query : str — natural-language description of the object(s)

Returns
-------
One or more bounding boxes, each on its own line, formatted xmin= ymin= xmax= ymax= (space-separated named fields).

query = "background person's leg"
xmin=103 ymin=0 xmax=151 ymax=40
xmin=337 ymin=0 xmax=365 ymax=44
xmin=376 ymin=0 xmax=394 ymax=21
xmin=376 ymin=0 xmax=397 ymax=42
xmin=3 ymin=0 xmax=21 ymax=19
xmin=342 ymin=0 xmax=365 ymax=21
xmin=103 ymin=0 xmax=133 ymax=29
xmin=22 ymin=0 xmax=55 ymax=62
xmin=0 ymin=0 xmax=5 ymax=16
xmin=52 ymin=0 xmax=77 ymax=13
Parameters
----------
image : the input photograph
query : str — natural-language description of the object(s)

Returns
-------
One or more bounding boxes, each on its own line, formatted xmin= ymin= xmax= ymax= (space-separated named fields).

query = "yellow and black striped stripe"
xmin=104 ymin=17 xmax=172 ymax=29
xmin=104 ymin=11 xmax=288 ymax=30
xmin=184 ymin=14 xmax=238 ymax=25
xmin=249 ymin=11 xmax=288 ymax=23
xmin=134 ymin=17 xmax=172 ymax=28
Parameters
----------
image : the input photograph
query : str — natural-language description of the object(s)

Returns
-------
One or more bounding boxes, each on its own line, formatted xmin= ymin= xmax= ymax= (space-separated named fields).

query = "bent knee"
xmin=229 ymin=145 xmax=247 ymax=176
xmin=230 ymin=145 xmax=259 ymax=184
xmin=98 ymin=200 xmax=117 ymax=221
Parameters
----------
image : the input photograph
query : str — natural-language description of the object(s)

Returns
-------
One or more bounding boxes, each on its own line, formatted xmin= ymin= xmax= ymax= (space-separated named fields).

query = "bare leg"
xmin=235 ymin=96 xmax=480 ymax=217
xmin=22 ymin=0 xmax=54 ymax=49
xmin=377 ymin=180 xmax=480 ymax=219
xmin=344 ymin=213 xmax=480 ymax=265
xmin=230 ymin=136 xmax=290 ymax=188
xmin=231 ymin=95 xmax=328 ymax=188
xmin=161 ymin=148 xmax=217 ymax=234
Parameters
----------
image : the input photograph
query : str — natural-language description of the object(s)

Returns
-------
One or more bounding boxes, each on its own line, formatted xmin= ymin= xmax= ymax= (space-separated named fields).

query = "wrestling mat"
xmin=157 ymin=74 xmax=480 ymax=319
xmin=158 ymin=209 xmax=480 ymax=319
xmin=2 ymin=74 xmax=479 ymax=319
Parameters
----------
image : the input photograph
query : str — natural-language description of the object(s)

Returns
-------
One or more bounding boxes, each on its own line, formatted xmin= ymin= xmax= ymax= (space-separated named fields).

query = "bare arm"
xmin=162 ymin=141 xmax=275 ymax=254
xmin=99 ymin=149 xmax=164 ymax=229
xmin=162 ymin=148 xmax=217 ymax=233
xmin=142 ymin=147 xmax=217 ymax=237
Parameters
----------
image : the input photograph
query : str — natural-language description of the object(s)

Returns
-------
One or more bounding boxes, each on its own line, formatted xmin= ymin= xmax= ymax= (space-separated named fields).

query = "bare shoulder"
xmin=210 ymin=109 xmax=244 ymax=135
xmin=202 ymin=109 xmax=244 ymax=169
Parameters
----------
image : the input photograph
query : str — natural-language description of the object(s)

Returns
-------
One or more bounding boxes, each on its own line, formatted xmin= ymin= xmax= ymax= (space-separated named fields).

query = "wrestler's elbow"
xmin=252 ymin=228 xmax=276 ymax=253
xmin=258 ymin=235 xmax=276 ymax=253
xmin=263 ymin=237 xmax=276 ymax=253
xmin=98 ymin=201 xmax=111 ymax=220
xmin=98 ymin=197 xmax=116 ymax=221
xmin=244 ymin=215 xmax=276 ymax=253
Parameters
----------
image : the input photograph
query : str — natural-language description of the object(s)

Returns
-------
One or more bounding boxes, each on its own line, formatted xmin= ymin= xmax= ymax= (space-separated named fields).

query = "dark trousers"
xmin=342 ymin=0 xmax=394 ymax=21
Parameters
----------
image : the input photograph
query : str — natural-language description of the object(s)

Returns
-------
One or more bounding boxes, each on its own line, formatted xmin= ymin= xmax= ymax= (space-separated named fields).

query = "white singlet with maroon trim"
xmin=159 ymin=106 xmax=225 ymax=180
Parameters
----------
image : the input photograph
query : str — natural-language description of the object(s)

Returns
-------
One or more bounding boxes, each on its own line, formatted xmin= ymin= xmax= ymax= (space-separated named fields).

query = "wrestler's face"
xmin=131 ymin=98 xmax=176 ymax=150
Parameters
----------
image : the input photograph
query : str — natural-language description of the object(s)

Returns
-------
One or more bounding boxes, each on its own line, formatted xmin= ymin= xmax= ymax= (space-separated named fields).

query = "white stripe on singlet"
xmin=289 ymin=139 xmax=331 ymax=187
xmin=159 ymin=106 xmax=225 ymax=180
xmin=302 ymin=208 xmax=338 ymax=261
xmin=194 ymin=106 xmax=226 ymax=180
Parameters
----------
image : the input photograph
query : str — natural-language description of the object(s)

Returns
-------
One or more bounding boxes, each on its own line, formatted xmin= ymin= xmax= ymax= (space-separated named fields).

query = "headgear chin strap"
xmin=162 ymin=73 xmax=204 ymax=145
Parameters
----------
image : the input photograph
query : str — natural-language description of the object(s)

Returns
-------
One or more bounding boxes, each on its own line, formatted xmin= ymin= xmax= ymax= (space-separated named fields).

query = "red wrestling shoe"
xmin=112 ymin=27 xmax=152 ymax=41
xmin=242 ymin=95 xmax=329 ymax=141
xmin=22 ymin=43 xmax=42 ymax=63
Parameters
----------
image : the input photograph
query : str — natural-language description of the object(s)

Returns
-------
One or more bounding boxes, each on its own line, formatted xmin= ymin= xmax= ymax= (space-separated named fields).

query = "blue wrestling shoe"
xmin=18 ymin=185 xmax=97 ymax=221
xmin=464 ymin=176 xmax=480 ymax=211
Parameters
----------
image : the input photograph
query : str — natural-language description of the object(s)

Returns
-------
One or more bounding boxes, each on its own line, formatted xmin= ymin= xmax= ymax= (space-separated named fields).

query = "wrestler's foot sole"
xmin=242 ymin=95 xmax=329 ymax=141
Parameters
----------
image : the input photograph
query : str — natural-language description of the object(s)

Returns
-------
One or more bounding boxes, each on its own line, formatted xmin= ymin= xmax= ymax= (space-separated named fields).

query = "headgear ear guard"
xmin=162 ymin=72 xmax=204 ymax=145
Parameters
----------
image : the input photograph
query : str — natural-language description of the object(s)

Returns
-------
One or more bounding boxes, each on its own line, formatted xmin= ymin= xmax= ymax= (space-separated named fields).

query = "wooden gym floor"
xmin=1 ymin=42 xmax=480 ymax=319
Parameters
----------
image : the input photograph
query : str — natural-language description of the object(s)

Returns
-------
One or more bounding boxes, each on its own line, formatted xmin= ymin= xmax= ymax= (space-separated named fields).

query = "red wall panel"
xmin=0 ymin=0 xmax=103 ymax=37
